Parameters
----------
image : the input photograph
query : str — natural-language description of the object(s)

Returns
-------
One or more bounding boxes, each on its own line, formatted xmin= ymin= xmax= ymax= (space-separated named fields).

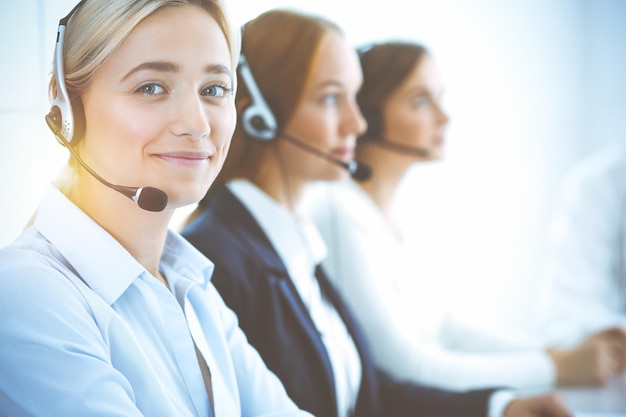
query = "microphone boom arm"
xmin=45 ymin=110 xmax=168 ymax=212
xmin=279 ymin=132 xmax=371 ymax=181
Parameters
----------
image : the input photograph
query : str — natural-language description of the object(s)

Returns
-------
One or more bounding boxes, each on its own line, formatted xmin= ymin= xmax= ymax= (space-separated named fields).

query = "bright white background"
xmin=1 ymin=0 xmax=625 ymax=333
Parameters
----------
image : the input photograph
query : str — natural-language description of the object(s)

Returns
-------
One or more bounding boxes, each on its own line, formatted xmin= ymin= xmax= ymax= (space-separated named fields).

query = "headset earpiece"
xmin=45 ymin=10 xmax=76 ymax=146
xmin=237 ymin=54 xmax=278 ymax=142
xmin=41 ymin=0 xmax=169 ymax=212
xmin=237 ymin=51 xmax=372 ymax=182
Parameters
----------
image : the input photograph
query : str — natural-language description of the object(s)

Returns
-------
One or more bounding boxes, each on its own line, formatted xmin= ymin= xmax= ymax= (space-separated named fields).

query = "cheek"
xmin=85 ymin=98 xmax=158 ymax=154
xmin=112 ymin=111 xmax=155 ymax=144
xmin=211 ymin=105 xmax=236 ymax=162
xmin=207 ymin=104 xmax=236 ymax=167
xmin=286 ymin=104 xmax=335 ymax=147
xmin=387 ymin=110 xmax=430 ymax=144
xmin=216 ymin=103 xmax=237 ymax=146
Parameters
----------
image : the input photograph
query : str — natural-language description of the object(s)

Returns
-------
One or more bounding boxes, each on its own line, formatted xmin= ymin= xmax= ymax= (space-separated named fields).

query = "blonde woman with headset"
xmin=0 ymin=1 xmax=312 ymax=415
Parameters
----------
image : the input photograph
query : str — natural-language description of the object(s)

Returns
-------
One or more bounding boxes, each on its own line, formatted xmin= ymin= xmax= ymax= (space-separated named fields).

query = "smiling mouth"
xmin=156 ymin=151 xmax=212 ymax=166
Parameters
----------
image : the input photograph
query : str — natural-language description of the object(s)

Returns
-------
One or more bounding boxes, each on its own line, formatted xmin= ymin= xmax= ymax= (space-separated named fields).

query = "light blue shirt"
xmin=0 ymin=186 xmax=311 ymax=417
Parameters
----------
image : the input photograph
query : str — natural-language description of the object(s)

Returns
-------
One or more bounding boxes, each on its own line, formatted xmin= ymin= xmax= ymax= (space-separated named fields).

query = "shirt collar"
xmin=161 ymin=229 xmax=215 ymax=303
xmin=226 ymin=179 xmax=327 ymax=274
xmin=35 ymin=186 xmax=214 ymax=305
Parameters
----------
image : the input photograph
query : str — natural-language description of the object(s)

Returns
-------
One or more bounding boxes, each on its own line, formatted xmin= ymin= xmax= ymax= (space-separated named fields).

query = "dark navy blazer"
xmin=182 ymin=184 xmax=496 ymax=417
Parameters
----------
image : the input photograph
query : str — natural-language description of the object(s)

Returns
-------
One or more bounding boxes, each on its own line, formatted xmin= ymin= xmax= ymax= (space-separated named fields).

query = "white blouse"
xmin=305 ymin=179 xmax=555 ymax=392
xmin=536 ymin=141 xmax=626 ymax=348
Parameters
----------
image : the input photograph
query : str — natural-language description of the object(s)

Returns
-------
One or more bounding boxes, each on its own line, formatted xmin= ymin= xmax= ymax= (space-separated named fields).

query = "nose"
xmin=170 ymin=92 xmax=211 ymax=140
xmin=343 ymin=99 xmax=368 ymax=137
xmin=435 ymin=101 xmax=450 ymax=126
xmin=438 ymin=106 xmax=450 ymax=126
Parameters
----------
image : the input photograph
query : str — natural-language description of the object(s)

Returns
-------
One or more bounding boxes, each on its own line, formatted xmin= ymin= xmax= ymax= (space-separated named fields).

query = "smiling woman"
xmin=0 ymin=1 xmax=312 ymax=416
xmin=63 ymin=4 xmax=236 ymax=214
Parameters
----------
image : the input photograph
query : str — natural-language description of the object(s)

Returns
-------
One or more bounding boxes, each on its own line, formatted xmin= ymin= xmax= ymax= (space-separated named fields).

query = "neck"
xmin=356 ymin=144 xmax=411 ymax=210
xmin=68 ymin=175 xmax=173 ymax=277
xmin=247 ymin=151 xmax=309 ymax=217
xmin=355 ymin=143 xmax=412 ymax=226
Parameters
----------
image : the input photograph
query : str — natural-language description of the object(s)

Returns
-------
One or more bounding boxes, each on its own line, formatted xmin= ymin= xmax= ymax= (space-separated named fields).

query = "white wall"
xmin=1 ymin=0 xmax=625 ymax=331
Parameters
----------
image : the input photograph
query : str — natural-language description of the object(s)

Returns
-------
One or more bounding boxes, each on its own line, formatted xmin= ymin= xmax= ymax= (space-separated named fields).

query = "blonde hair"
xmin=49 ymin=0 xmax=240 ymax=143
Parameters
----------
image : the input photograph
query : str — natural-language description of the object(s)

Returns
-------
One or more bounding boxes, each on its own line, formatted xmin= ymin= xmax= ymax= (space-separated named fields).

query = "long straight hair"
xmin=210 ymin=8 xmax=343 ymax=190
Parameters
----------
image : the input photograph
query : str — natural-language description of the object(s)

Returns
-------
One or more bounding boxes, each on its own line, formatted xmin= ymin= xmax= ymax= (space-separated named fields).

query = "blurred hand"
xmin=548 ymin=326 xmax=626 ymax=386
xmin=503 ymin=393 xmax=572 ymax=417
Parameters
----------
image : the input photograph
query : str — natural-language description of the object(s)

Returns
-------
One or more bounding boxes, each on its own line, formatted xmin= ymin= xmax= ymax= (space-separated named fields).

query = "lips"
xmin=332 ymin=147 xmax=355 ymax=161
xmin=155 ymin=151 xmax=212 ymax=166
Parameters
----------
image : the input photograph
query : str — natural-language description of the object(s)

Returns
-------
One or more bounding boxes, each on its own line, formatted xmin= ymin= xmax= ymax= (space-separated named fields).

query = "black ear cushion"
xmin=69 ymin=97 xmax=85 ymax=144
xmin=45 ymin=106 xmax=65 ymax=145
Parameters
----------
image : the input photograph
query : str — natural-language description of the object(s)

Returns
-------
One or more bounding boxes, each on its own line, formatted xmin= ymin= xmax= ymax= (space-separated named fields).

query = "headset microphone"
xmin=45 ymin=1 xmax=168 ymax=212
xmin=46 ymin=109 xmax=168 ymax=212
xmin=238 ymin=53 xmax=372 ymax=182
xmin=280 ymin=133 xmax=372 ymax=182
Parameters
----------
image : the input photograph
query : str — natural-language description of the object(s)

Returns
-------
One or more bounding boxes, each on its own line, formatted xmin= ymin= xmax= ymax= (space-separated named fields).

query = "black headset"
xmin=42 ymin=0 xmax=168 ymax=212
xmin=237 ymin=54 xmax=278 ymax=142
xmin=236 ymin=41 xmax=373 ymax=182
xmin=45 ymin=0 xmax=87 ymax=145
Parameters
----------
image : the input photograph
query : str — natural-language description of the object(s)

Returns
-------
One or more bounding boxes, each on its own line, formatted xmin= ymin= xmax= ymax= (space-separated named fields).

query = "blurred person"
xmin=0 ymin=1 xmax=313 ymax=415
xmin=183 ymin=10 xmax=574 ymax=417
xmin=535 ymin=141 xmax=626 ymax=360
xmin=304 ymin=41 xmax=626 ymax=392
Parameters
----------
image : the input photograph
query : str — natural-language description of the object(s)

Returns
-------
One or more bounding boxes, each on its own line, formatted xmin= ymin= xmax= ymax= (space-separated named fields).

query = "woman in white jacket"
xmin=305 ymin=41 xmax=626 ymax=392
xmin=536 ymin=141 xmax=626 ymax=349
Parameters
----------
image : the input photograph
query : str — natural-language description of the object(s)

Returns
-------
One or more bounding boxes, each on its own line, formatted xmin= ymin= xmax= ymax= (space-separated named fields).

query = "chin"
xmin=324 ymin=168 xmax=348 ymax=182
xmin=162 ymin=187 xmax=204 ymax=209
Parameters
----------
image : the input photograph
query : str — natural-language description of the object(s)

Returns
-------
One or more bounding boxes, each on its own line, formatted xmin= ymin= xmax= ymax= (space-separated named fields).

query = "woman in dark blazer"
xmin=185 ymin=183 xmax=500 ymax=417
xmin=182 ymin=8 xmax=573 ymax=417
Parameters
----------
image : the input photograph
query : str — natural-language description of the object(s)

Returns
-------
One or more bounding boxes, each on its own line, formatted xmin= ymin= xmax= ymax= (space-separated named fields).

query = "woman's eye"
xmin=413 ymin=95 xmax=432 ymax=108
xmin=136 ymin=83 xmax=165 ymax=95
xmin=203 ymin=84 xmax=232 ymax=97
xmin=322 ymin=94 xmax=339 ymax=105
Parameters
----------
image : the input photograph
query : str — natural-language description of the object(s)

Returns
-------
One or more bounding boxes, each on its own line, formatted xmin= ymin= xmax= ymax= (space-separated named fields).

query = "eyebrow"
xmin=403 ymin=85 xmax=434 ymax=99
xmin=121 ymin=61 xmax=232 ymax=82
xmin=315 ymin=80 xmax=343 ymax=89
